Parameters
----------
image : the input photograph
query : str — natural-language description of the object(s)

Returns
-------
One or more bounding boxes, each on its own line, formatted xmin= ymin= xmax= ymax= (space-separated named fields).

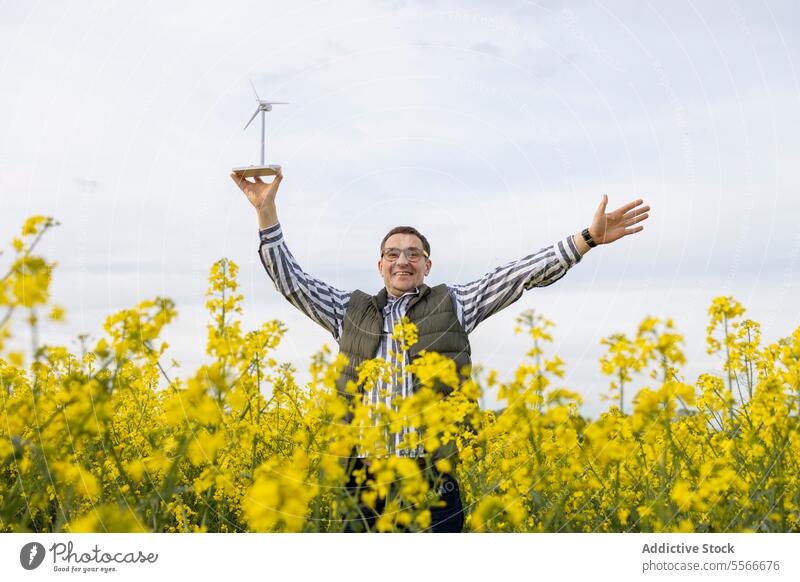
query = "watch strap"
xmin=581 ymin=227 xmax=598 ymax=248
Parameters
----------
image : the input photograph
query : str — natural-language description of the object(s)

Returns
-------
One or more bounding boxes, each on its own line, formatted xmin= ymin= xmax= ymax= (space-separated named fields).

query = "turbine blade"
xmin=249 ymin=79 xmax=261 ymax=103
xmin=243 ymin=107 xmax=260 ymax=130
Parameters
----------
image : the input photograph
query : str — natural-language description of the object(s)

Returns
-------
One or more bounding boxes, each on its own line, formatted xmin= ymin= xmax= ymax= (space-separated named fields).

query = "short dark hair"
xmin=380 ymin=226 xmax=431 ymax=257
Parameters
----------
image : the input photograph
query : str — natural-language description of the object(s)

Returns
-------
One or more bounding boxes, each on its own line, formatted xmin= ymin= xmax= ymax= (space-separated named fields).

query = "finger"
xmin=596 ymin=193 xmax=608 ymax=214
xmin=253 ymin=176 xmax=264 ymax=183
xmin=622 ymin=205 xmax=650 ymax=220
xmin=624 ymin=225 xmax=644 ymax=236
xmin=230 ymin=172 xmax=248 ymax=188
xmin=232 ymin=172 xmax=254 ymax=185
xmin=616 ymin=198 xmax=645 ymax=215
xmin=624 ymin=213 xmax=649 ymax=226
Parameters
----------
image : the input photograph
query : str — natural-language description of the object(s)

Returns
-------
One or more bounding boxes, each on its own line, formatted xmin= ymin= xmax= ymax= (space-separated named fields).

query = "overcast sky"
xmin=2 ymin=0 xmax=798 ymax=416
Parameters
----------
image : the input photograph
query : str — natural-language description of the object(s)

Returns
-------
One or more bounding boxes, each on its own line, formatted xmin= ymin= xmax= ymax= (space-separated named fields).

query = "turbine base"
xmin=232 ymin=164 xmax=281 ymax=178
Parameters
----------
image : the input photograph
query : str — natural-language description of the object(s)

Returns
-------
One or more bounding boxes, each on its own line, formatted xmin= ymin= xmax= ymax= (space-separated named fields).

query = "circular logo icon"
xmin=20 ymin=542 xmax=46 ymax=570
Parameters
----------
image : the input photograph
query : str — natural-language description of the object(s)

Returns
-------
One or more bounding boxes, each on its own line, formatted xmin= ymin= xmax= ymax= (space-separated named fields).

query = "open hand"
xmin=230 ymin=168 xmax=283 ymax=212
xmin=589 ymin=195 xmax=650 ymax=244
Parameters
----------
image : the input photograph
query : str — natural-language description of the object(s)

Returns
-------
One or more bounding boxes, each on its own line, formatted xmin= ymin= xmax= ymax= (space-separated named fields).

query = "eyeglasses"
xmin=380 ymin=247 xmax=429 ymax=262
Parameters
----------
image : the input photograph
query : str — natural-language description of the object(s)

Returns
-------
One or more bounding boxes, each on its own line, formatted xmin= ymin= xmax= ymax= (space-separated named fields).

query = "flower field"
xmin=1 ymin=216 xmax=798 ymax=532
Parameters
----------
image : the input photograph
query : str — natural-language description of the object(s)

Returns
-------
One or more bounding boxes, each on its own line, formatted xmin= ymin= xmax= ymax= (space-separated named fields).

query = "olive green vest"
xmin=335 ymin=283 xmax=471 ymax=402
xmin=335 ymin=284 xmax=472 ymax=463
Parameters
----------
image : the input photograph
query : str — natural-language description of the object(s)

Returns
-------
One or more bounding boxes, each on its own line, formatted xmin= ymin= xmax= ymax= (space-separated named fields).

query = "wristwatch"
xmin=581 ymin=227 xmax=598 ymax=248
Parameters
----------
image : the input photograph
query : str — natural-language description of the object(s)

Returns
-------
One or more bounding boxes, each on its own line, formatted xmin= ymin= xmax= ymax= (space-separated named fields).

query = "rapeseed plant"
xmin=0 ymin=217 xmax=797 ymax=532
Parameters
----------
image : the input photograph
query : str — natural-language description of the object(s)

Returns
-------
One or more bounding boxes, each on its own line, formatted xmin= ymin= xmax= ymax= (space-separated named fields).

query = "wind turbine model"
xmin=232 ymin=80 xmax=288 ymax=177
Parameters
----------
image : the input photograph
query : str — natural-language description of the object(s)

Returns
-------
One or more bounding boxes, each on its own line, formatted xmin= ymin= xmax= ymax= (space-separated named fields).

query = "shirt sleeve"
xmin=447 ymin=234 xmax=582 ymax=335
xmin=258 ymin=221 xmax=351 ymax=342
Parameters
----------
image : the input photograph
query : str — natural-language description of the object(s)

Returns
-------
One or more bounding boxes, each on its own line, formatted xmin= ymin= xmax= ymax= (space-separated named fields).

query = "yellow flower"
xmin=69 ymin=504 xmax=148 ymax=533
xmin=435 ymin=459 xmax=452 ymax=474
xmin=48 ymin=304 xmax=66 ymax=322
xmin=638 ymin=505 xmax=653 ymax=519
xmin=21 ymin=216 xmax=54 ymax=236
xmin=670 ymin=480 xmax=693 ymax=512
xmin=186 ymin=430 xmax=226 ymax=466
xmin=415 ymin=510 xmax=431 ymax=529
xmin=391 ymin=317 xmax=418 ymax=351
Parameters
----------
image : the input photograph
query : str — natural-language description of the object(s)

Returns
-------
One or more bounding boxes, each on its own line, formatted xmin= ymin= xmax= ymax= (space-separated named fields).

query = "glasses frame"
xmin=380 ymin=247 xmax=429 ymax=262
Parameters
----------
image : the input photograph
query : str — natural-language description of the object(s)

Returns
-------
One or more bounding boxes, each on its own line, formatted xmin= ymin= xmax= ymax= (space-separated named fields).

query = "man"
xmin=232 ymin=168 xmax=650 ymax=532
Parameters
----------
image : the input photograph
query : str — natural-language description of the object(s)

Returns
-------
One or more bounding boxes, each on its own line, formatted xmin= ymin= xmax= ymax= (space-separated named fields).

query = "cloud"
xmin=470 ymin=42 xmax=502 ymax=56
xmin=75 ymin=178 xmax=101 ymax=190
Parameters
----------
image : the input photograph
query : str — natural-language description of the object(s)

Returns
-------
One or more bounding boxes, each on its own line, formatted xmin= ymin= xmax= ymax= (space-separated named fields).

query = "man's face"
xmin=378 ymin=233 xmax=432 ymax=297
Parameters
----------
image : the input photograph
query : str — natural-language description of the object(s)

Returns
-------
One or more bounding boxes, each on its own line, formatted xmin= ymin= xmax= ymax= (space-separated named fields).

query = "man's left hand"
xmin=589 ymin=195 xmax=650 ymax=244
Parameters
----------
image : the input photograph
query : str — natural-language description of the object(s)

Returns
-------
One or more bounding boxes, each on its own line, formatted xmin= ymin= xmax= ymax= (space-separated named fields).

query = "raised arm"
xmin=448 ymin=234 xmax=582 ymax=334
xmin=232 ymin=170 xmax=351 ymax=341
xmin=449 ymin=195 xmax=650 ymax=334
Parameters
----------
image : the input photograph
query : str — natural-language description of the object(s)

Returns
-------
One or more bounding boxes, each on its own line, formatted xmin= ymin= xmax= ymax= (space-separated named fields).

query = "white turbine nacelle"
xmin=244 ymin=100 xmax=288 ymax=129
xmin=243 ymin=80 xmax=287 ymax=130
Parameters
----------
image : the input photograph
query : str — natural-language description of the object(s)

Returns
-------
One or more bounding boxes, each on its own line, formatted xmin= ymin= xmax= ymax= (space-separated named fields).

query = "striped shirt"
xmin=258 ymin=221 xmax=583 ymax=457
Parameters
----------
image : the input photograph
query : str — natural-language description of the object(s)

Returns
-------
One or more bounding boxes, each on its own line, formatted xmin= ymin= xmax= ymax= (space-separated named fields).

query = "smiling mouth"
xmin=394 ymin=272 xmax=412 ymax=277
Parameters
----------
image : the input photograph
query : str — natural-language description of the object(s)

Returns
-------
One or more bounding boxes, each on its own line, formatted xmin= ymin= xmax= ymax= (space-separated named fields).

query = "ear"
xmin=425 ymin=258 xmax=431 ymax=276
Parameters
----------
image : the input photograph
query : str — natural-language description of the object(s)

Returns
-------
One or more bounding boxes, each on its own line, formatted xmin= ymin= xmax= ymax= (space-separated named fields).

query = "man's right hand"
xmin=230 ymin=167 xmax=283 ymax=213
